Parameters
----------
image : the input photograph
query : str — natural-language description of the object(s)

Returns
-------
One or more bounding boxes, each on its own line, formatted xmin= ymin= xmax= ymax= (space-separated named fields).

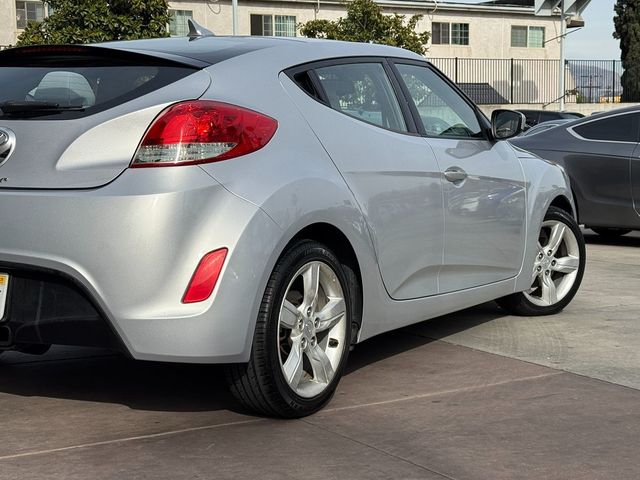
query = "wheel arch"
xmin=549 ymin=194 xmax=575 ymax=218
xmin=285 ymin=222 xmax=364 ymax=333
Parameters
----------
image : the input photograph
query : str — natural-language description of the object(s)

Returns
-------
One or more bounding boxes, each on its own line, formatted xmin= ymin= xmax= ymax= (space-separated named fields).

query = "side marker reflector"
xmin=182 ymin=248 xmax=228 ymax=303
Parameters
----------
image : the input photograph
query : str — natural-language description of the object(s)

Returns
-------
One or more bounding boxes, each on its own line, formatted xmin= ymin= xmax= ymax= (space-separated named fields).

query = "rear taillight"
xmin=131 ymin=101 xmax=277 ymax=168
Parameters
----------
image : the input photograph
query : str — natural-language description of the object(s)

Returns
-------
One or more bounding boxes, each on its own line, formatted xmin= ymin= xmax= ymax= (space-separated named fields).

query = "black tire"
xmin=497 ymin=206 xmax=585 ymax=316
xmin=225 ymin=240 xmax=359 ymax=418
xmin=591 ymin=227 xmax=632 ymax=238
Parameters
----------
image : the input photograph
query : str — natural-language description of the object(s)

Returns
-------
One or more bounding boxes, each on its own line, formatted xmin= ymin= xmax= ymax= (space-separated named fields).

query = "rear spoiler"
xmin=0 ymin=44 xmax=209 ymax=69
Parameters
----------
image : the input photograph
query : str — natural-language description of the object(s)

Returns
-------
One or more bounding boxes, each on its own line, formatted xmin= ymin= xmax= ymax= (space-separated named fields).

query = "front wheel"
xmin=225 ymin=240 xmax=357 ymax=418
xmin=497 ymin=206 xmax=585 ymax=316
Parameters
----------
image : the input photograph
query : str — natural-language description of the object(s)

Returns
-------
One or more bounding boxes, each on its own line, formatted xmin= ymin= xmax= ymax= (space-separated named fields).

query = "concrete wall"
xmin=478 ymin=102 xmax=640 ymax=118
xmin=0 ymin=0 xmax=16 ymax=47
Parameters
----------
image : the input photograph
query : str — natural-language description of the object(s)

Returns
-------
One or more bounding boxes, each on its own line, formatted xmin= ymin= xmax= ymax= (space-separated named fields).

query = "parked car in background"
xmin=512 ymin=106 xmax=640 ymax=237
xmin=0 ymin=32 xmax=585 ymax=417
xmin=516 ymin=109 xmax=584 ymax=127
xmin=518 ymin=118 xmax=574 ymax=137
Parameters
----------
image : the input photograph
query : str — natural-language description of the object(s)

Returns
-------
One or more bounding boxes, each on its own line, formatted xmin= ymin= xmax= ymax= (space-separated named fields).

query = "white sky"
xmin=447 ymin=0 xmax=620 ymax=59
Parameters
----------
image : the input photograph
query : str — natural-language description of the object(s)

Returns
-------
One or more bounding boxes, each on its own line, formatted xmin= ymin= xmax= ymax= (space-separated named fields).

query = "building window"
xmin=16 ymin=1 xmax=45 ymax=29
xmin=169 ymin=10 xmax=193 ymax=37
xmin=251 ymin=14 xmax=296 ymax=37
xmin=451 ymin=23 xmax=469 ymax=45
xmin=511 ymin=26 xmax=545 ymax=48
xmin=432 ymin=22 xmax=469 ymax=46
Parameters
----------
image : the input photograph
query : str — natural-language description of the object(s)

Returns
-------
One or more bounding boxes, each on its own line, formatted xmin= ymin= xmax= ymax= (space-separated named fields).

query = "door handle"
xmin=444 ymin=167 xmax=468 ymax=183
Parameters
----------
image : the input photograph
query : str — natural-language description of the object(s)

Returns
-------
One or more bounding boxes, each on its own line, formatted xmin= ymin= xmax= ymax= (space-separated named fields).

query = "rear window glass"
xmin=573 ymin=113 xmax=640 ymax=143
xmin=0 ymin=48 xmax=197 ymax=119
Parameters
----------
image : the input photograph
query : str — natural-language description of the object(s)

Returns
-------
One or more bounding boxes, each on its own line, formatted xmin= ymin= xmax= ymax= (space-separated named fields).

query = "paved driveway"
xmin=0 ymin=231 xmax=638 ymax=479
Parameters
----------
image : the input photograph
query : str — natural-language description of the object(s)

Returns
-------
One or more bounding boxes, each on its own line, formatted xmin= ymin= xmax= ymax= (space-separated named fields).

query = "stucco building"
xmin=1 ymin=0 xmax=561 ymax=59
xmin=1 ymin=0 xmax=571 ymax=104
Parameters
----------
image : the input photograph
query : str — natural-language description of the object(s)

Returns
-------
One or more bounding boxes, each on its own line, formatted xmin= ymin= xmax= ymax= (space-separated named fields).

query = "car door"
xmin=564 ymin=112 xmax=640 ymax=225
xmin=282 ymin=59 xmax=444 ymax=300
xmin=392 ymin=61 xmax=527 ymax=293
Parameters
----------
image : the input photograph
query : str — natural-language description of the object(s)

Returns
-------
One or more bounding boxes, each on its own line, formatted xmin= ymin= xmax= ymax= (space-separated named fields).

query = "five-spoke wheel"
xmin=497 ymin=206 xmax=585 ymax=316
xmin=525 ymin=219 xmax=581 ymax=307
xmin=225 ymin=240 xmax=356 ymax=418
xmin=278 ymin=261 xmax=347 ymax=398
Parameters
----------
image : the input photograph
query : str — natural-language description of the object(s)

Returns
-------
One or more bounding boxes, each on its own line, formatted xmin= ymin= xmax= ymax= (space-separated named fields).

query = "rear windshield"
xmin=0 ymin=47 xmax=198 ymax=120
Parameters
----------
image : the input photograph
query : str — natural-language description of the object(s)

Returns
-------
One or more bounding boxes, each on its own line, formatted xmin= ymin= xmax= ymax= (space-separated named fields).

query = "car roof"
xmin=97 ymin=36 xmax=425 ymax=66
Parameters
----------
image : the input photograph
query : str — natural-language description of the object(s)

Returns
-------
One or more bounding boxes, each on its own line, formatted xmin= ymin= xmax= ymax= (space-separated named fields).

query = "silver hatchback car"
xmin=0 ymin=33 xmax=585 ymax=417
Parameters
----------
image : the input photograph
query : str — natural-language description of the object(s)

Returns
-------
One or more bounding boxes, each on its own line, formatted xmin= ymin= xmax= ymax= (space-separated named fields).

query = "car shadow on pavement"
xmin=0 ymin=302 xmax=507 ymax=414
xmin=345 ymin=301 xmax=507 ymax=375
xmin=0 ymin=348 xmax=236 ymax=413
xmin=582 ymin=230 xmax=640 ymax=247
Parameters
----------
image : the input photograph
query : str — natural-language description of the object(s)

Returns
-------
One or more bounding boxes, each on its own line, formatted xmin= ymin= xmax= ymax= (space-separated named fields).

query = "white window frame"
xmin=168 ymin=10 xmax=194 ymax=37
xmin=250 ymin=14 xmax=296 ymax=37
xmin=16 ymin=1 xmax=45 ymax=30
xmin=431 ymin=22 xmax=469 ymax=46
xmin=511 ymin=25 xmax=546 ymax=48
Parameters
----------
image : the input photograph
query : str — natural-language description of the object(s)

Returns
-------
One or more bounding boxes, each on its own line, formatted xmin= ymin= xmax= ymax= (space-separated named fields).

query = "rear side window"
xmin=539 ymin=111 xmax=559 ymax=123
xmin=572 ymin=113 xmax=640 ymax=143
xmin=518 ymin=110 xmax=540 ymax=126
xmin=314 ymin=63 xmax=407 ymax=132
xmin=0 ymin=47 xmax=198 ymax=120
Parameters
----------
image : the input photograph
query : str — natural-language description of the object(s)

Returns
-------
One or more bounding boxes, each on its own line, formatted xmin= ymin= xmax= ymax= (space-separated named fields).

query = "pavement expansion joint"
xmin=301 ymin=418 xmax=459 ymax=480
xmin=0 ymin=418 xmax=267 ymax=462
xmin=320 ymin=371 xmax=564 ymax=414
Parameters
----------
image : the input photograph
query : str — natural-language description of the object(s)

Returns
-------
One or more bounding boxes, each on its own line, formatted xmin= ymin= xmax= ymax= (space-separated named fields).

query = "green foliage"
xmin=17 ymin=0 xmax=171 ymax=46
xmin=300 ymin=0 xmax=430 ymax=55
xmin=614 ymin=0 xmax=640 ymax=101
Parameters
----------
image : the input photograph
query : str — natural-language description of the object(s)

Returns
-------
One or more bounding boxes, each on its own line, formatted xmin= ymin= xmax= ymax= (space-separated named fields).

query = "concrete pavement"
xmin=0 ymin=230 xmax=638 ymax=479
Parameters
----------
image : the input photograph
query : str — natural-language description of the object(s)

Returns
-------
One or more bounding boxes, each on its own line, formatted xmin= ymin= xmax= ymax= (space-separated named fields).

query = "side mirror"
xmin=491 ymin=109 xmax=526 ymax=140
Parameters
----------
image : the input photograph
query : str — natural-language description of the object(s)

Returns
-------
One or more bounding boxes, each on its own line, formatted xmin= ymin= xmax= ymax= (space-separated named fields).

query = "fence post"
xmin=612 ymin=60 xmax=616 ymax=102
xmin=510 ymin=58 xmax=514 ymax=104
xmin=455 ymin=57 xmax=459 ymax=84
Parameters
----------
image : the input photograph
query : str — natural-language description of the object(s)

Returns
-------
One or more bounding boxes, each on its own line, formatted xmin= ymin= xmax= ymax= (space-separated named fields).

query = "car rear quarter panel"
xmin=193 ymin=49 xmax=549 ymax=343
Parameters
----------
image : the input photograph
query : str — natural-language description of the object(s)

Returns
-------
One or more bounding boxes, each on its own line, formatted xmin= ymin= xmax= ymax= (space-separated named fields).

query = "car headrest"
xmin=31 ymin=71 xmax=96 ymax=107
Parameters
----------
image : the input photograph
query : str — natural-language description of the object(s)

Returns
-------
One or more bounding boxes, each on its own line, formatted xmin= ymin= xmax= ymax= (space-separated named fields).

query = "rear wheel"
xmin=497 ymin=207 xmax=585 ymax=316
xmin=225 ymin=240 xmax=356 ymax=418
xmin=591 ymin=227 xmax=631 ymax=238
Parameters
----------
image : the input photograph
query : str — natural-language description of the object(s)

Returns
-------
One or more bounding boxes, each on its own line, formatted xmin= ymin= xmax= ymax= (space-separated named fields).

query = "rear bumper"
xmin=0 ymin=266 xmax=122 ymax=351
xmin=0 ymin=167 xmax=282 ymax=363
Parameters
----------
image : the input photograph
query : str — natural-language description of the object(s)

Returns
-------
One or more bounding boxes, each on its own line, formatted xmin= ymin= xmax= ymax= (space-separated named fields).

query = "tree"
xmin=17 ymin=0 xmax=171 ymax=46
xmin=614 ymin=0 xmax=640 ymax=101
xmin=300 ymin=0 xmax=430 ymax=55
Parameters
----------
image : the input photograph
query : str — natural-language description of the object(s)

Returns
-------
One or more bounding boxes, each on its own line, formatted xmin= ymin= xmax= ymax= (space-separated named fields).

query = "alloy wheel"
xmin=277 ymin=261 xmax=348 ymax=398
xmin=524 ymin=219 xmax=581 ymax=307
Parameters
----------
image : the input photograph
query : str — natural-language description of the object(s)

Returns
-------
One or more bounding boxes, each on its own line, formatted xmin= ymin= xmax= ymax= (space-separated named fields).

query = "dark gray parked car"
xmin=511 ymin=106 xmax=640 ymax=237
xmin=516 ymin=109 xmax=584 ymax=127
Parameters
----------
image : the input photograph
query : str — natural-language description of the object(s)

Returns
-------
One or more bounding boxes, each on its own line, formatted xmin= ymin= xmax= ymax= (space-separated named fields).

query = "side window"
xmin=539 ymin=111 xmax=557 ymax=123
xmin=573 ymin=114 xmax=640 ymax=143
xmin=314 ymin=63 xmax=407 ymax=132
xmin=395 ymin=63 xmax=482 ymax=138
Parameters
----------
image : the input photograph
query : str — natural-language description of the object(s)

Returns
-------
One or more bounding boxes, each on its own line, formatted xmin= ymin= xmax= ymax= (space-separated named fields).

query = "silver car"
xmin=0 ymin=33 xmax=585 ymax=417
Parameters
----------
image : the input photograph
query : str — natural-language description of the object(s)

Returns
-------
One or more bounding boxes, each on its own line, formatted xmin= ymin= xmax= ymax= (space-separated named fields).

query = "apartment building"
xmin=1 ymin=0 xmax=561 ymax=60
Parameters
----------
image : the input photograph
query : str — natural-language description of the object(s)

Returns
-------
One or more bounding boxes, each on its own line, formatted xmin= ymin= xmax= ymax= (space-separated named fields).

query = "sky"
xmin=451 ymin=0 xmax=620 ymax=60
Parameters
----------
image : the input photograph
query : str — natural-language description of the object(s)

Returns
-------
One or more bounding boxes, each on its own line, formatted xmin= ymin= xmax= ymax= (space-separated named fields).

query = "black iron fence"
xmin=430 ymin=57 xmax=626 ymax=105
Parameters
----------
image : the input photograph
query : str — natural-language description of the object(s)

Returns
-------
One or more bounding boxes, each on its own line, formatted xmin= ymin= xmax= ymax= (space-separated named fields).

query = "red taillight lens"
xmin=182 ymin=248 xmax=228 ymax=304
xmin=131 ymin=101 xmax=278 ymax=168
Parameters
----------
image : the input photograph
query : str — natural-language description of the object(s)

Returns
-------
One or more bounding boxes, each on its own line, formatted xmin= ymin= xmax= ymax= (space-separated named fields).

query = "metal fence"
xmin=430 ymin=58 xmax=626 ymax=105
